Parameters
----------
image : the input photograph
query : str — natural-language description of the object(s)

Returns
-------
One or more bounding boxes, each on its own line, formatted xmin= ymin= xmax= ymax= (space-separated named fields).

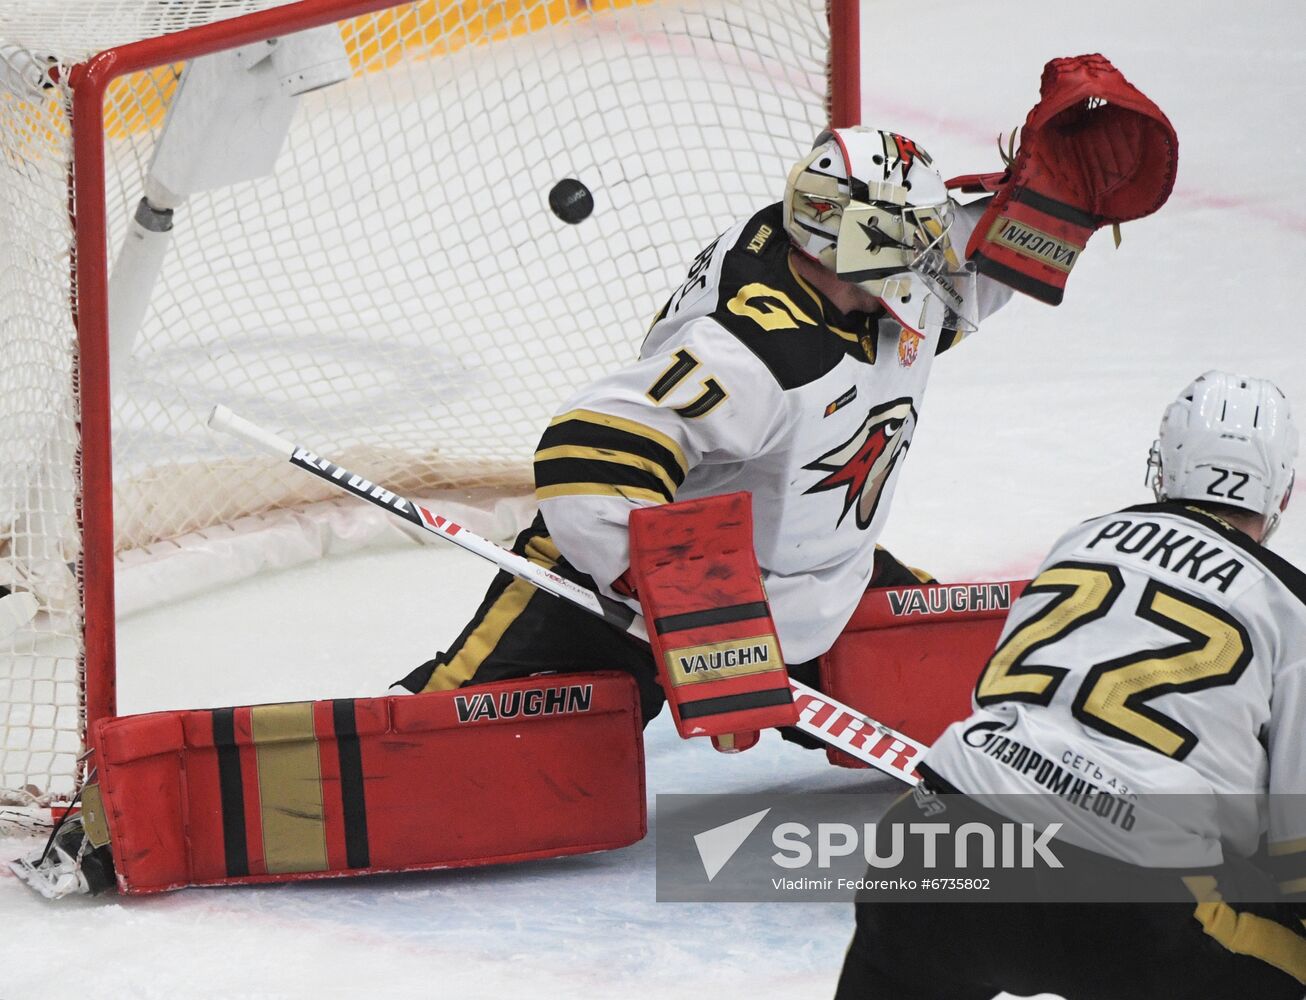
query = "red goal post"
xmin=0 ymin=0 xmax=860 ymax=815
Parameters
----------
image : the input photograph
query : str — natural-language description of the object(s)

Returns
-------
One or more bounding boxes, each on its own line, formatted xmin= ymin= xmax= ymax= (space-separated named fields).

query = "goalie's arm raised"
xmin=950 ymin=53 xmax=1177 ymax=306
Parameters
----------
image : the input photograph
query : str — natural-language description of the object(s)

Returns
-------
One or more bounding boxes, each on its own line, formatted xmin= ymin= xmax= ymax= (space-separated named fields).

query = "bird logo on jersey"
xmin=803 ymin=397 xmax=917 ymax=529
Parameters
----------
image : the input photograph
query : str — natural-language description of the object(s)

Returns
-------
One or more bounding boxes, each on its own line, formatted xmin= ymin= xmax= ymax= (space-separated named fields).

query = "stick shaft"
xmin=206 ymin=405 xmax=925 ymax=783
xmin=208 ymin=405 xmax=638 ymax=634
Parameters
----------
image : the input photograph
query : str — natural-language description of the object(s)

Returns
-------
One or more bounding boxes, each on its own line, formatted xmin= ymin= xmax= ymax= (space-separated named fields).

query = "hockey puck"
xmin=548 ymin=178 xmax=594 ymax=224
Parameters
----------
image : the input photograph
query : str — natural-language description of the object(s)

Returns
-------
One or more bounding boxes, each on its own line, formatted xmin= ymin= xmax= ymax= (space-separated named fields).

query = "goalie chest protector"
xmin=88 ymin=672 xmax=645 ymax=893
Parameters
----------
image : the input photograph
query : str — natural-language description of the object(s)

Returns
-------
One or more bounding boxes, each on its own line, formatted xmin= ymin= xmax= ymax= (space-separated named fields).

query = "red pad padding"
xmin=819 ymin=580 xmax=1028 ymax=768
xmin=628 ymin=493 xmax=798 ymax=739
xmin=90 ymin=672 xmax=645 ymax=893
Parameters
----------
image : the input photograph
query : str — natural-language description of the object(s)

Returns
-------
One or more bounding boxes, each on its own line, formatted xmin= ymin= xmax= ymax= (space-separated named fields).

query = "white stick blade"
xmin=206 ymin=405 xmax=295 ymax=455
xmin=0 ymin=590 xmax=38 ymax=639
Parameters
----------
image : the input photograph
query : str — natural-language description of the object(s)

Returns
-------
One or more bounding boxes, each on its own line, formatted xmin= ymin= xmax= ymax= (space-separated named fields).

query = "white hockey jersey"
xmin=533 ymin=202 xmax=1011 ymax=663
xmin=924 ymin=502 xmax=1306 ymax=883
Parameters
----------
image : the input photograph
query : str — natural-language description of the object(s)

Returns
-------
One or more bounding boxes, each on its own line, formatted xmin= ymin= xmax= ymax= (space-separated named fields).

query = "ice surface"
xmin=3 ymin=0 xmax=1305 ymax=996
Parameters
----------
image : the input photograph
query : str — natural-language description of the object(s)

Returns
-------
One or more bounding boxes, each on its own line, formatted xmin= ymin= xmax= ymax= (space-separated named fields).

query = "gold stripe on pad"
xmin=251 ymin=702 xmax=328 ymax=875
xmin=663 ymin=635 xmax=782 ymax=687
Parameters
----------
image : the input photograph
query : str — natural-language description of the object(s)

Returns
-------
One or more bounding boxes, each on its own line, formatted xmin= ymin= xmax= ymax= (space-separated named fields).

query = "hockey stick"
xmin=206 ymin=405 xmax=925 ymax=785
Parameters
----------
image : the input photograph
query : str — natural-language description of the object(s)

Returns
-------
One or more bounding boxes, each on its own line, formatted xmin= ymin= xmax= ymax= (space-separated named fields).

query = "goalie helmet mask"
xmin=1147 ymin=371 xmax=1298 ymax=541
xmin=783 ymin=127 xmax=977 ymax=330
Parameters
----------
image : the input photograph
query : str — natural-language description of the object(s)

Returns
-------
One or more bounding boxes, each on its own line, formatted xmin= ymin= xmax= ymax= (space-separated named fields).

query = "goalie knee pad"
xmin=86 ymin=672 xmax=645 ymax=893
xmin=819 ymin=580 xmax=1028 ymax=768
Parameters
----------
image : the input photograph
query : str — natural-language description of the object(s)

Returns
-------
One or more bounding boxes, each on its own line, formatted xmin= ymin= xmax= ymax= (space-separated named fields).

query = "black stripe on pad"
xmin=679 ymin=687 xmax=794 ymax=720
xmin=211 ymin=707 xmax=249 ymax=878
xmin=1012 ymin=188 xmax=1099 ymax=229
xmin=654 ymin=601 xmax=771 ymax=635
xmin=971 ymin=252 xmax=1063 ymax=306
xmin=332 ymin=699 xmax=370 ymax=870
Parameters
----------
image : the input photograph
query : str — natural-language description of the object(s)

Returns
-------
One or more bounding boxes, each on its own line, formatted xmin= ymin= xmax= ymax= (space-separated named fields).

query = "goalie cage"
xmin=0 ymin=0 xmax=860 ymax=823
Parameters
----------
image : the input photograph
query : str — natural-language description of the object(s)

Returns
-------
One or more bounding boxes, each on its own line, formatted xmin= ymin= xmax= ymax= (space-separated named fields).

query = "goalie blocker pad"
xmin=627 ymin=492 xmax=798 ymax=739
xmin=88 ymin=672 xmax=645 ymax=894
xmin=819 ymin=580 xmax=1028 ymax=768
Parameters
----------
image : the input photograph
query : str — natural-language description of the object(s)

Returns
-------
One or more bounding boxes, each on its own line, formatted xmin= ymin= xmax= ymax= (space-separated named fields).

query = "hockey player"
xmin=395 ymin=126 xmax=1013 ymax=720
xmin=836 ymin=371 xmax=1306 ymax=999
xmin=398 ymin=53 xmax=1179 ymax=734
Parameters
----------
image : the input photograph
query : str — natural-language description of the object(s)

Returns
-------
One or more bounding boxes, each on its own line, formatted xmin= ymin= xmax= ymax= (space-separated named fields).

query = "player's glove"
xmin=948 ymin=53 xmax=1178 ymax=305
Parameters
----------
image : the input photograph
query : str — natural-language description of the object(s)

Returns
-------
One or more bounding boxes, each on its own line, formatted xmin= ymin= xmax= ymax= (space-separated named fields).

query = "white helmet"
xmin=783 ymin=127 xmax=974 ymax=327
xmin=1148 ymin=371 xmax=1298 ymax=540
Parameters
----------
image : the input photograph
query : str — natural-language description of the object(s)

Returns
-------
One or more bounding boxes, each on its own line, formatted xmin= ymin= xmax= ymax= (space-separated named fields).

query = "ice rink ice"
xmin=3 ymin=0 xmax=1305 ymax=996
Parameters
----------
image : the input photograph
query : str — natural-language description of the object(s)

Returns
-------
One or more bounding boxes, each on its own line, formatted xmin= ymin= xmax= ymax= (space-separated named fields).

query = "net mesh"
xmin=0 ymin=0 xmax=831 ymax=803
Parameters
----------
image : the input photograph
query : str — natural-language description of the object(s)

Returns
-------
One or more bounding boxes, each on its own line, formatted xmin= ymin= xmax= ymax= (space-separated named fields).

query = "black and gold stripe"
xmin=536 ymin=409 xmax=688 ymax=505
xmin=426 ymin=529 xmax=564 ymax=691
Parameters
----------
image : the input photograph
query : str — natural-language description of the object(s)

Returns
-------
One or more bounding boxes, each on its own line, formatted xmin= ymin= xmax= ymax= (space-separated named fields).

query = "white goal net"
xmin=0 ymin=0 xmax=846 ymax=809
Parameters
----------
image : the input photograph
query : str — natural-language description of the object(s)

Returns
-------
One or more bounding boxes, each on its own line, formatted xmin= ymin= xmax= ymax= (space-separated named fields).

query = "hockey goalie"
xmin=12 ymin=54 xmax=1178 ymax=897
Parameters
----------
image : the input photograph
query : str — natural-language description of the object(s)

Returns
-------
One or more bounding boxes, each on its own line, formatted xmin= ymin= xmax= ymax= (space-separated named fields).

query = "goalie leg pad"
xmin=627 ymin=492 xmax=798 ymax=739
xmin=90 ymin=672 xmax=645 ymax=893
xmin=819 ymin=580 xmax=1028 ymax=768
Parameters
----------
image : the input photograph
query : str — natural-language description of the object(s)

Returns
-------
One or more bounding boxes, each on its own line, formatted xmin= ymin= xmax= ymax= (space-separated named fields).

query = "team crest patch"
xmin=804 ymin=397 xmax=917 ymax=530
xmin=897 ymin=327 xmax=924 ymax=367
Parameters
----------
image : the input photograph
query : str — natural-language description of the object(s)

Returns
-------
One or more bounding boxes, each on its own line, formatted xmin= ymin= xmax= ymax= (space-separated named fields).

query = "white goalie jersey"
xmin=923 ymin=502 xmax=1306 ymax=885
xmin=531 ymin=201 xmax=1011 ymax=663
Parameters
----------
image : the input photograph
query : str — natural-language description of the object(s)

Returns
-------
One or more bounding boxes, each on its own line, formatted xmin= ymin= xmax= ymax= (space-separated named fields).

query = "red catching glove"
xmin=948 ymin=53 xmax=1178 ymax=305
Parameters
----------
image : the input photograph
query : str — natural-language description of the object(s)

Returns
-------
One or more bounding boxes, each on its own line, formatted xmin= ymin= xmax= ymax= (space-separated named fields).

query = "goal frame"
xmin=64 ymin=0 xmax=861 ymax=769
